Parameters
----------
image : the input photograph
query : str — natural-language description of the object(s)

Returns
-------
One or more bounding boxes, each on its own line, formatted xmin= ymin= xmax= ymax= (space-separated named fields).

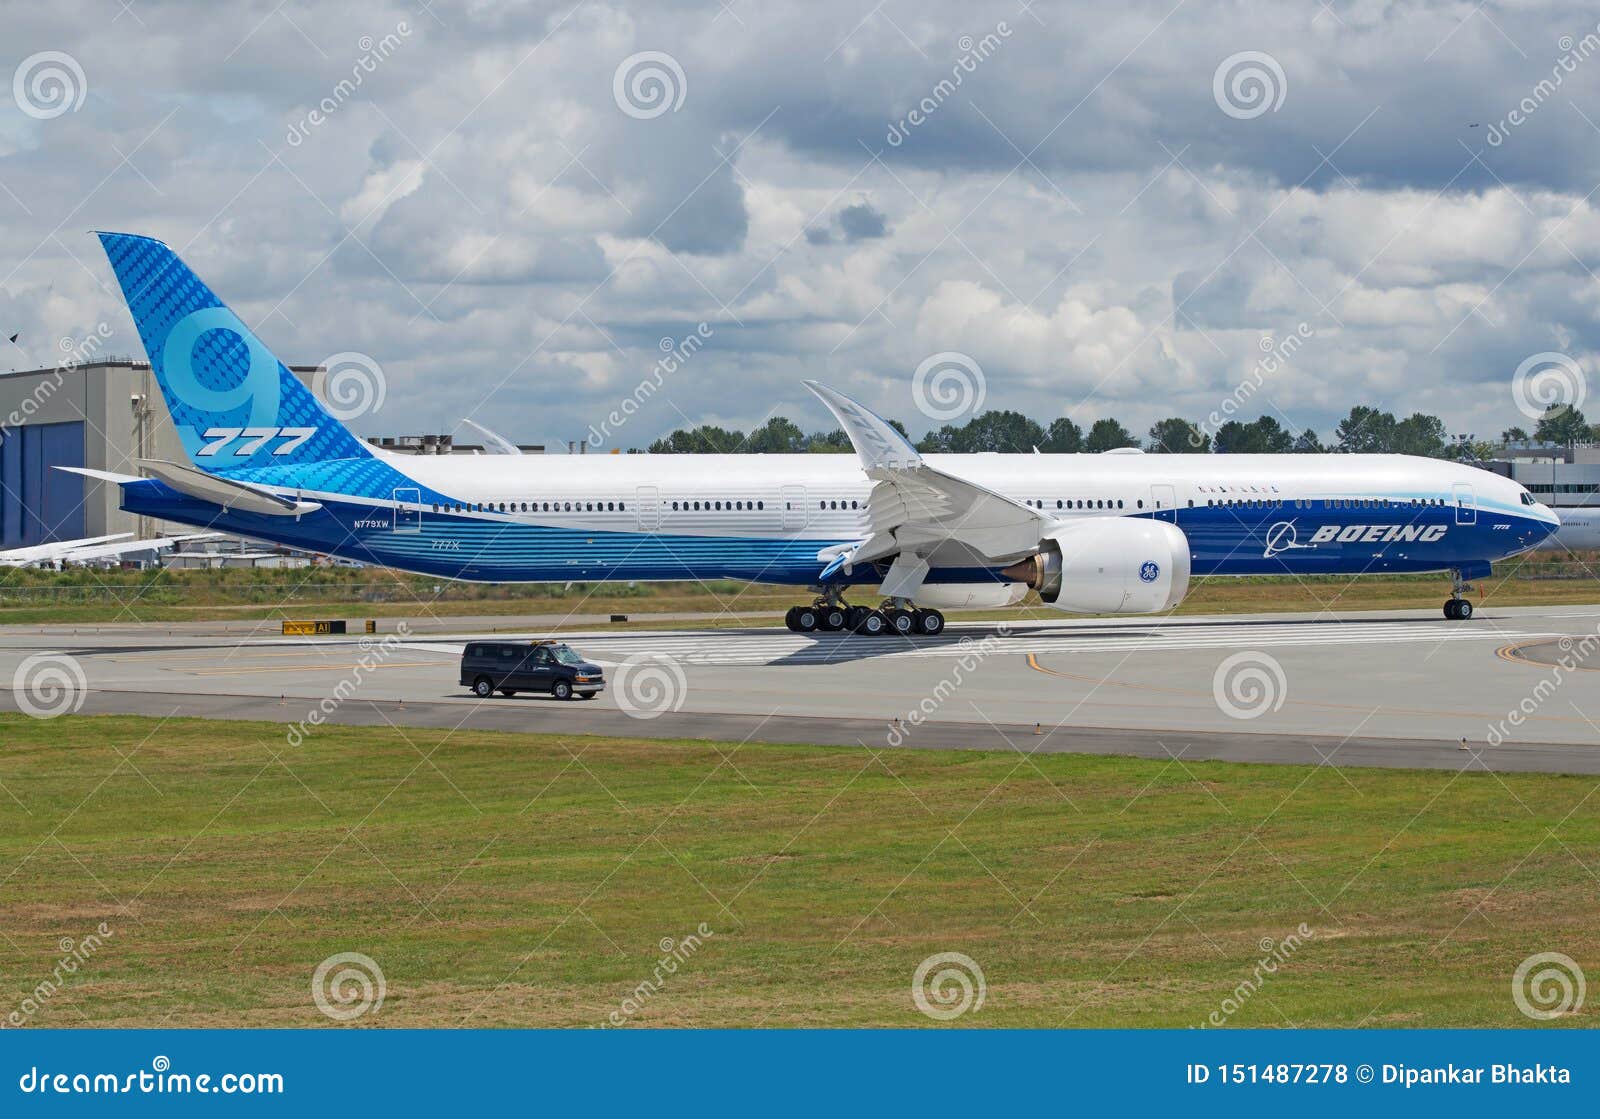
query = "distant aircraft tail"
xmin=96 ymin=232 xmax=372 ymax=473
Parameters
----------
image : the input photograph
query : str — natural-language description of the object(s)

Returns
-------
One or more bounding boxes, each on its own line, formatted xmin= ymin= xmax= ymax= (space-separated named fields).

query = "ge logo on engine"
xmin=1139 ymin=561 xmax=1160 ymax=583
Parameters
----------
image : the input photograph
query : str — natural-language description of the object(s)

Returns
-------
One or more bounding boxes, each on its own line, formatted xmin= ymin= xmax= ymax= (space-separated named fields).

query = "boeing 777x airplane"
xmin=65 ymin=233 xmax=1559 ymax=634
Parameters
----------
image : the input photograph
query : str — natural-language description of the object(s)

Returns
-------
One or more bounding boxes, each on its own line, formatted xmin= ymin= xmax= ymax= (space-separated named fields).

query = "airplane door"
xmin=635 ymin=486 xmax=661 ymax=530
xmin=781 ymin=485 xmax=808 ymax=530
xmin=392 ymin=487 xmax=421 ymax=533
xmin=1453 ymin=482 xmax=1477 ymax=525
xmin=1150 ymin=483 xmax=1177 ymax=523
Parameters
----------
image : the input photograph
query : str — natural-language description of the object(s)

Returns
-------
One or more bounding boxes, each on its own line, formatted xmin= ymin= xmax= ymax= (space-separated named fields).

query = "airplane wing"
xmin=459 ymin=419 xmax=522 ymax=455
xmin=802 ymin=381 xmax=1046 ymax=597
xmin=0 ymin=532 xmax=135 ymax=566
xmin=56 ymin=533 xmax=225 ymax=564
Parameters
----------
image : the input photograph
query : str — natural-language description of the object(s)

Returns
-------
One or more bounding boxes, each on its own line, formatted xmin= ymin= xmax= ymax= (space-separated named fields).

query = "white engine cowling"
xmin=913 ymin=582 xmax=1030 ymax=610
xmin=1001 ymin=518 xmax=1191 ymax=614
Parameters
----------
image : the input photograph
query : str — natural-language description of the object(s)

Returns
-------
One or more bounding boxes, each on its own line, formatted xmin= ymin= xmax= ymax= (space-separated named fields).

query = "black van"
xmin=459 ymin=640 xmax=605 ymax=700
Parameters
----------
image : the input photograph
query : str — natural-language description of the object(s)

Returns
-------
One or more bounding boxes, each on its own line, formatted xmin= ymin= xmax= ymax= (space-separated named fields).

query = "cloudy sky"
xmin=4 ymin=0 xmax=1600 ymax=450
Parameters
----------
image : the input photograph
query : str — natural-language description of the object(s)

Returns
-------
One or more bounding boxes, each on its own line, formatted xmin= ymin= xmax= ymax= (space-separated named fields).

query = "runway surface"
xmin=4 ymin=604 xmax=1599 ymax=774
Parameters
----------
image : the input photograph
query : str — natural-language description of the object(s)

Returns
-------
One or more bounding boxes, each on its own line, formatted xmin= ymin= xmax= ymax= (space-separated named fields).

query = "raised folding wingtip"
xmin=803 ymin=380 xmax=922 ymax=470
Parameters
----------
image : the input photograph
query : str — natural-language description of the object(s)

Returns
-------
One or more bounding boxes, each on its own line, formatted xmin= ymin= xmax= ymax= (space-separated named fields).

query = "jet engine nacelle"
xmin=1001 ymin=518 xmax=1191 ymax=614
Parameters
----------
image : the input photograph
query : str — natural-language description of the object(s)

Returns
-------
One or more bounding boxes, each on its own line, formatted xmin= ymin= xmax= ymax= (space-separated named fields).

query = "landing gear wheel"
xmin=792 ymin=606 xmax=820 ymax=632
xmin=819 ymin=606 xmax=847 ymax=631
xmin=845 ymin=605 xmax=870 ymax=631
xmin=1458 ymin=599 xmax=1473 ymax=620
xmin=915 ymin=608 xmax=946 ymax=636
xmin=472 ymin=676 xmax=494 ymax=698
xmin=784 ymin=607 xmax=799 ymax=631
xmin=551 ymin=679 xmax=573 ymax=700
xmin=885 ymin=607 xmax=916 ymax=636
xmin=854 ymin=609 xmax=888 ymax=636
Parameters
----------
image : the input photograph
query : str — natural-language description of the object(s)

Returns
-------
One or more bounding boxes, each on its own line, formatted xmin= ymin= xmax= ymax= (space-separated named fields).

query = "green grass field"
xmin=1 ymin=715 xmax=1595 ymax=1028
xmin=0 ymin=557 xmax=1597 ymax=626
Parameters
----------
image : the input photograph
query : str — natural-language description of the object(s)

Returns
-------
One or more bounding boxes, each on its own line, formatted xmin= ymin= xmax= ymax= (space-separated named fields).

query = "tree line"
xmin=645 ymin=402 xmax=1597 ymax=458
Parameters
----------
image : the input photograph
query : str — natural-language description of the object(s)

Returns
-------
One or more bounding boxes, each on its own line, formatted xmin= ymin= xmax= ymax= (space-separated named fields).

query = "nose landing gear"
xmin=1444 ymin=569 xmax=1476 ymax=620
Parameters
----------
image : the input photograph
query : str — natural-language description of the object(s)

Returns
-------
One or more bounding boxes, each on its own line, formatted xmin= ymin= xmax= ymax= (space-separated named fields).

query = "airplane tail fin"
xmin=95 ymin=232 xmax=373 ymax=473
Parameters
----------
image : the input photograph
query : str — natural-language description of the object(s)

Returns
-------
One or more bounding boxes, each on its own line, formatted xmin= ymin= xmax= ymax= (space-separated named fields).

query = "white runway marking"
xmin=397 ymin=620 xmax=1554 ymax=667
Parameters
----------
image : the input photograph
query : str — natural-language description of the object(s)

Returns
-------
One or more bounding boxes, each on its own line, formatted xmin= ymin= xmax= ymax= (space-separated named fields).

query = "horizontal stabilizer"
xmin=137 ymin=459 xmax=322 ymax=517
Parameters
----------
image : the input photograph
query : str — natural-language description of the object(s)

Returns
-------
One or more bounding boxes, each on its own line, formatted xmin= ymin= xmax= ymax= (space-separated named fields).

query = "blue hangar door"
xmin=0 ymin=421 xmax=86 ymax=548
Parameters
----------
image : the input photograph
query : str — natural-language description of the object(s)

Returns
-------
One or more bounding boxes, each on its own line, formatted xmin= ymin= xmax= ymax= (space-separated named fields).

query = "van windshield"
xmin=549 ymin=644 xmax=585 ymax=665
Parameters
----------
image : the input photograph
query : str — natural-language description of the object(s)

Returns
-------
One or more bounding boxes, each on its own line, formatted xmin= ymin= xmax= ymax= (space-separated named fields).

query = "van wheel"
xmin=552 ymin=679 xmax=573 ymax=700
xmin=472 ymin=677 xmax=494 ymax=698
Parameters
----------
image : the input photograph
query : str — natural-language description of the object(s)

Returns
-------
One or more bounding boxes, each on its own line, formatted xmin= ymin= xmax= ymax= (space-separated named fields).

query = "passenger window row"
xmin=672 ymin=500 xmax=766 ymax=511
xmin=433 ymin=500 xmax=629 ymax=514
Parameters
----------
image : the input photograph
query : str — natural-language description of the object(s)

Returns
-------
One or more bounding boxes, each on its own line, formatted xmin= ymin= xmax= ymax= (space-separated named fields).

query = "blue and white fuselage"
xmin=82 ymin=233 xmax=1558 ymax=620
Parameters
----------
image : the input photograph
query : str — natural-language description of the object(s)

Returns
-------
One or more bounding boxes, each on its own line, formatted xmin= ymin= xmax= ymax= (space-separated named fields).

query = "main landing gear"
xmin=1444 ymin=569 xmax=1475 ymax=621
xmin=784 ymin=594 xmax=945 ymax=636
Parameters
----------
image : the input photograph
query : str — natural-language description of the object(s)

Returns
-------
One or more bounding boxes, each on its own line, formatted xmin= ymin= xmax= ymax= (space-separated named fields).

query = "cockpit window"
xmin=1520 ymin=492 xmax=1535 ymax=506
